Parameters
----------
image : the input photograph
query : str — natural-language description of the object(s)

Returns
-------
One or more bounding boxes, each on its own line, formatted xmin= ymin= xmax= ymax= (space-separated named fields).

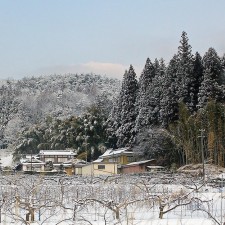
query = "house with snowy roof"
xmin=97 ymin=147 xmax=135 ymax=164
xmin=21 ymin=158 xmax=45 ymax=172
xmin=81 ymin=147 xmax=137 ymax=176
xmin=38 ymin=150 xmax=77 ymax=164
xmin=21 ymin=150 xmax=78 ymax=174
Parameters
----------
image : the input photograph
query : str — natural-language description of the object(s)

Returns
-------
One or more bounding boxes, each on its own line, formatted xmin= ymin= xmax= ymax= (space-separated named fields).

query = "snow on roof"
xmin=126 ymin=159 xmax=155 ymax=166
xmin=93 ymin=158 xmax=103 ymax=163
xmin=21 ymin=158 xmax=44 ymax=163
xmin=22 ymin=162 xmax=45 ymax=165
xmin=100 ymin=147 xmax=132 ymax=158
xmin=63 ymin=158 xmax=86 ymax=164
xmin=39 ymin=150 xmax=77 ymax=156
xmin=25 ymin=154 xmax=39 ymax=159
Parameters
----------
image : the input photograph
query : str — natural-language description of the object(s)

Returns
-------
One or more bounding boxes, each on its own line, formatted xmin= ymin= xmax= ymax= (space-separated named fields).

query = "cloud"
xmin=80 ymin=61 xmax=127 ymax=79
xmin=35 ymin=61 xmax=142 ymax=80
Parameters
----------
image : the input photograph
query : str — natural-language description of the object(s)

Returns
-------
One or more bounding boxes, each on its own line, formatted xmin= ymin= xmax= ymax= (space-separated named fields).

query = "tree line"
xmin=106 ymin=31 xmax=225 ymax=167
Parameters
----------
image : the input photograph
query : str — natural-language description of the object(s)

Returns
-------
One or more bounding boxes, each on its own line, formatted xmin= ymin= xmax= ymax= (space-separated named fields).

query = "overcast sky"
xmin=0 ymin=0 xmax=225 ymax=80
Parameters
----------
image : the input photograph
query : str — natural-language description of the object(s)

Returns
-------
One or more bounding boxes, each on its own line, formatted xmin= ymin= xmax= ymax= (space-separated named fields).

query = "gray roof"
xmin=100 ymin=148 xmax=133 ymax=158
xmin=126 ymin=159 xmax=155 ymax=166
xmin=39 ymin=150 xmax=77 ymax=156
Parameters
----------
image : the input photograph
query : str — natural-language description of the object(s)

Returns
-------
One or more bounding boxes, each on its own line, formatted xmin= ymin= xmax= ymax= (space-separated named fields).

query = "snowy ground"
xmin=6 ymin=218 xmax=215 ymax=225
xmin=0 ymin=173 xmax=224 ymax=225
xmin=0 ymin=152 xmax=225 ymax=225
xmin=0 ymin=148 xmax=13 ymax=167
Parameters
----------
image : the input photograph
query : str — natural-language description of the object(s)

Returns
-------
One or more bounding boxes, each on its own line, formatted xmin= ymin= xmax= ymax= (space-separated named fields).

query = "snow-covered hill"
xmin=0 ymin=73 xmax=121 ymax=145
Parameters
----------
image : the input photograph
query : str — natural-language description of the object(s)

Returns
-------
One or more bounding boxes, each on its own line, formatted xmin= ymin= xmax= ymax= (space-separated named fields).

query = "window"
xmin=98 ymin=165 xmax=105 ymax=170
xmin=127 ymin=156 xmax=134 ymax=162
xmin=44 ymin=157 xmax=55 ymax=162
xmin=109 ymin=157 xmax=119 ymax=163
xmin=58 ymin=157 xmax=67 ymax=163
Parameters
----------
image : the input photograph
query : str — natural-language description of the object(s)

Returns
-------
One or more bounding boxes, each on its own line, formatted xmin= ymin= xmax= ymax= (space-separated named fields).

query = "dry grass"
xmin=177 ymin=163 xmax=225 ymax=177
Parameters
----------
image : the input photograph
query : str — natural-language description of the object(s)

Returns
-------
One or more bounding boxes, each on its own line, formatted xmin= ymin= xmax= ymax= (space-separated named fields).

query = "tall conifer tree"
xmin=116 ymin=65 xmax=138 ymax=147
xmin=176 ymin=31 xmax=196 ymax=111
xmin=192 ymin=52 xmax=204 ymax=110
xmin=160 ymin=55 xmax=179 ymax=127
xmin=198 ymin=48 xmax=224 ymax=107
xmin=135 ymin=58 xmax=155 ymax=130
xmin=151 ymin=58 xmax=166 ymax=124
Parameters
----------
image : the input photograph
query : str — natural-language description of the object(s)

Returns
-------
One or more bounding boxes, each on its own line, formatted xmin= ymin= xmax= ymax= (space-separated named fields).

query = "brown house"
xmin=120 ymin=159 xmax=156 ymax=174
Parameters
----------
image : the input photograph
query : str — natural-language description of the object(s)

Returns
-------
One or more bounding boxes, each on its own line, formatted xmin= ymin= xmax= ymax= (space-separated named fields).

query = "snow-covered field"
xmin=0 ymin=149 xmax=13 ymax=167
xmin=0 ymin=173 xmax=224 ymax=225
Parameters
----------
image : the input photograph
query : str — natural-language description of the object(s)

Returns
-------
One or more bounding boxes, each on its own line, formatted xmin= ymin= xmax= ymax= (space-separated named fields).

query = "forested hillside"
xmin=0 ymin=74 xmax=120 ymax=156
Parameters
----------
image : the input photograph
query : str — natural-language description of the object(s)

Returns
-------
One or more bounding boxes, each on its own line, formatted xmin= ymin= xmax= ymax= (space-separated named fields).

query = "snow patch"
xmin=0 ymin=149 xmax=13 ymax=167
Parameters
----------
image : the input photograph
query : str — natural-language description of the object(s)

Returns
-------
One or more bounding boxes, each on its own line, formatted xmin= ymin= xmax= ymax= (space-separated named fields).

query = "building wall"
xmin=121 ymin=161 xmax=157 ymax=174
xmin=122 ymin=165 xmax=146 ymax=174
xmin=82 ymin=163 xmax=117 ymax=176
xmin=22 ymin=164 xmax=45 ymax=172
xmin=74 ymin=167 xmax=82 ymax=175
xmin=103 ymin=155 xmax=133 ymax=165
xmin=120 ymin=155 xmax=126 ymax=164
xmin=40 ymin=155 xmax=73 ymax=163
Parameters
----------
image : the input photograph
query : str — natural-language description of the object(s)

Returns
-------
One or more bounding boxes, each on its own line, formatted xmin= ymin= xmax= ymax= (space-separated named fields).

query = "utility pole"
xmin=113 ymin=152 xmax=115 ymax=175
xmin=31 ymin=149 xmax=33 ymax=174
xmin=199 ymin=129 xmax=205 ymax=183
xmin=84 ymin=123 xmax=89 ymax=164
xmin=85 ymin=138 xmax=88 ymax=164
xmin=220 ymin=174 xmax=223 ymax=225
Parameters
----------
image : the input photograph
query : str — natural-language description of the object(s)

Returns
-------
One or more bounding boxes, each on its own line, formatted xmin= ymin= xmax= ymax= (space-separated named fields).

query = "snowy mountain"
xmin=0 ymin=73 xmax=121 ymax=146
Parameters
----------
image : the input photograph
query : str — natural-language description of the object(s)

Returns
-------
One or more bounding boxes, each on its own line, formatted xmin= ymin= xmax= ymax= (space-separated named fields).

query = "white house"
xmin=21 ymin=150 xmax=77 ymax=174
xmin=38 ymin=150 xmax=77 ymax=163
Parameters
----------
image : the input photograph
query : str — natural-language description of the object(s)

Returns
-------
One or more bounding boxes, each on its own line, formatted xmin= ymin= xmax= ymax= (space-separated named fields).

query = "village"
xmin=15 ymin=148 xmax=165 ymax=176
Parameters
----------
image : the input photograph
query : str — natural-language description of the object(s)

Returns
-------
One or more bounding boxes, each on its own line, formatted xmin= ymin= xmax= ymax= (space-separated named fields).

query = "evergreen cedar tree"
xmin=115 ymin=65 xmax=138 ymax=147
